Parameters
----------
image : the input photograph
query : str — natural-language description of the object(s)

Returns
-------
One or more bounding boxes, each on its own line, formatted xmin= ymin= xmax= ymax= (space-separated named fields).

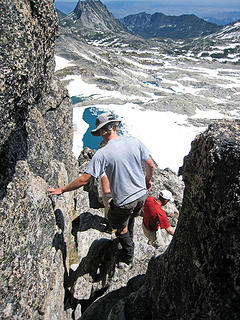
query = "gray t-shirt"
xmin=85 ymin=136 xmax=150 ymax=206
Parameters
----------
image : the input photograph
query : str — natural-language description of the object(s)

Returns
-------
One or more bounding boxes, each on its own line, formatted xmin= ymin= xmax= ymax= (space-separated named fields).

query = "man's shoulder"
xmin=158 ymin=206 xmax=167 ymax=216
xmin=119 ymin=135 xmax=139 ymax=142
xmin=106 ymin=136 xmax=139 ymax=148
xmin=127 ymin=136 xmax=140 ymax=142
xmin=92 ymin=148 xmax=105 ymax=160
xmin=147 ymin=195 xmax=154 ymax=200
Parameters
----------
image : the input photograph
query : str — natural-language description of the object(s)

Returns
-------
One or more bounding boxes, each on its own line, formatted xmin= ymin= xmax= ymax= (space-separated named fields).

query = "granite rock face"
xmin=0 ymin=1 xmax=77 ymax=319
xmin=78 ymin=120 xmax=240 ymax=320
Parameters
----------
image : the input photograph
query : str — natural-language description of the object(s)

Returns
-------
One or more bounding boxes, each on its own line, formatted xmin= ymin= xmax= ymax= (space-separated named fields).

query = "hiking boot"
xmin=116 ymin=249 xmax=133 ymax=265
xmin=117 ymin=261 xmax=133 ymax=270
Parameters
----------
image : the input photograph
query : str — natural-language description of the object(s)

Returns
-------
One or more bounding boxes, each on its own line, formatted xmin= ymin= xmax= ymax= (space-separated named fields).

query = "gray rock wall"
xmin=0 ymin=1 xmax=77 ymax=319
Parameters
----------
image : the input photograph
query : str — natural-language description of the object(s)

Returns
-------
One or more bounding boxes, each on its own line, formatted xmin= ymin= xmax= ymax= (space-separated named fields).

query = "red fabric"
xmin=143 ymin=196 xmax=170 ymax=231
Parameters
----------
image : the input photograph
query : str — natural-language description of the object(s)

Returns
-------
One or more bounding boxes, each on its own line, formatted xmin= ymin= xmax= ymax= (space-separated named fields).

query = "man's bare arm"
xmin=100 ymin=174 xmax=111 ymax=195
xmin=145 ymin=156 xmax=154 ymax=190
xmin=48 ymin=173 xmax=91 ymax=196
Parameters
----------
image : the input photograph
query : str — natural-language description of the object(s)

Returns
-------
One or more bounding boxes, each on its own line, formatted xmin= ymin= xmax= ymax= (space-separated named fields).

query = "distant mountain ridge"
xmin=120 ymin=12 xmax=221 ymax=39
xmin=58 ymin=0 xmax=221 ymax=40
xmin=202 ymin=11 xmax=240 ymax=26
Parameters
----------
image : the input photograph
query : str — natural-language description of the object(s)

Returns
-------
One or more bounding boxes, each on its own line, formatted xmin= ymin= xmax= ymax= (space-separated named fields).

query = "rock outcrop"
xmin=79 ymin=120 xmax=240 ymax=320
xmin=0 ymin=1 xmax=77 ymax=319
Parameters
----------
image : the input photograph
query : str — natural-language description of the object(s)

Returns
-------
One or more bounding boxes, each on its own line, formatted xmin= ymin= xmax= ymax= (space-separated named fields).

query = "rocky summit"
xmin=59 ymin=0 xmax=127 ymax=38
xmin=0 ymin=1 xmax=240 ymax=320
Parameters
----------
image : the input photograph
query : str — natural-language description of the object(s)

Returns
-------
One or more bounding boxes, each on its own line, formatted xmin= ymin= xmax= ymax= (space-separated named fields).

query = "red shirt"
xmin=143 ymin=196 xmax=170 ymax=231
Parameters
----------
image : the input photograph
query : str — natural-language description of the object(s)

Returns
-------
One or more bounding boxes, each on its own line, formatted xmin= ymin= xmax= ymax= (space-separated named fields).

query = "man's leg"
xmin=108 ymin=197 xmax=145 ymax=265
xmin=102 ymin=193 xmax=114 ymax=233
xmin=108 ymin=201 xmax=134 ymax=264
xmin=118 ymin=225 xmax=134 ymax=264
xmin=117 ymin=196 xmax=145 ymax=263
xmin=155 ymin=228 xmax=171 ymax=251
xmin=142 ymin=222 xmax=157 ymax=243
xmin=128 ymin=217 xmax=134 ymax=239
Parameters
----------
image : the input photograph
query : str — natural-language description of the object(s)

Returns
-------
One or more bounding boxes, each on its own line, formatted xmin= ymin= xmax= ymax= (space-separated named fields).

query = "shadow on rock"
xmin=73 ymin=211 xmax=108 ymax=232
xmin=64 ymin=285 xmax=109 ymax=318
xmin=51 ymin=207 xmax=69 ymax=287
xmin=65 ymin=211 xmax=122 ymax=317
xmin=72 ymin=211 xmax=110 ymax=246
xmin=0 ymin=126 xmax=28 ymax=200
xmin=66 ymin=237 xmax=119 ymax=288
xmin=64 ymin=237 xmax=119 ymax=318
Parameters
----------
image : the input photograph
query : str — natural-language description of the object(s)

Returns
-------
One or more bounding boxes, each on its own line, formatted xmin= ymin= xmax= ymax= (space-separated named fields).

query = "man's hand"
xmin=47 ymin=173 xmax=92 ymax=197
xmin=48 ymin=188 xmax=64 ymax=196
xmin=166 ymin=226 xmax=175 ymax=236
xmin=146 ymin=179 xmax=152 ymax=191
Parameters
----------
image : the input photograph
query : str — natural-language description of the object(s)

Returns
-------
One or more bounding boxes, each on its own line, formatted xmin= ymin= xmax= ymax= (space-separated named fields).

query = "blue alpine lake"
xmin=74 ymin=104 xmax=123 ymax=151
xmin=71 ymin=96 xmax=85 ymax=105
xmin=82 ymin=107 xmax=103 ymax=150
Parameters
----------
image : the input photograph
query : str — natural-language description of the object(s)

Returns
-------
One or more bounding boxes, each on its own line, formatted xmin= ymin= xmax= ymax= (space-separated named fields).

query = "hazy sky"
xmin=55 ymin=0 xmax=240 ymax=18
xmin=55 ymin=0 xmax=240 ymax=9
xmin=104 ymin=0 xmax=239 ymax=3
xmin=55 ymin=0 xmax=239 ymax=5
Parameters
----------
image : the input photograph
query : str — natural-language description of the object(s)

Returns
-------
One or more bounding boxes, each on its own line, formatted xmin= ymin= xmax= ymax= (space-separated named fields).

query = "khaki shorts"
xmin=142 ymin=222 xmax=157 ymax=243
xmin=108 ymin=195 xmax=146 ymax=230
xmin=142 ymin=222 xmax=172 ymax=249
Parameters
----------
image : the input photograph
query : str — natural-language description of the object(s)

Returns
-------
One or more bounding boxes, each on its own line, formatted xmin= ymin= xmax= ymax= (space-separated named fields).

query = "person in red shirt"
xmin=142 ymin=190 xmax=175 ymax=249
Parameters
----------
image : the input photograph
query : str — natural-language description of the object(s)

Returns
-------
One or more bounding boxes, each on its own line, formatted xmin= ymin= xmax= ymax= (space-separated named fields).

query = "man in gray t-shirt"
xmin=85 ymin=135 xmax=149 ymax=206
xmin=48 ymin=112 xmax=154 ymax=267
